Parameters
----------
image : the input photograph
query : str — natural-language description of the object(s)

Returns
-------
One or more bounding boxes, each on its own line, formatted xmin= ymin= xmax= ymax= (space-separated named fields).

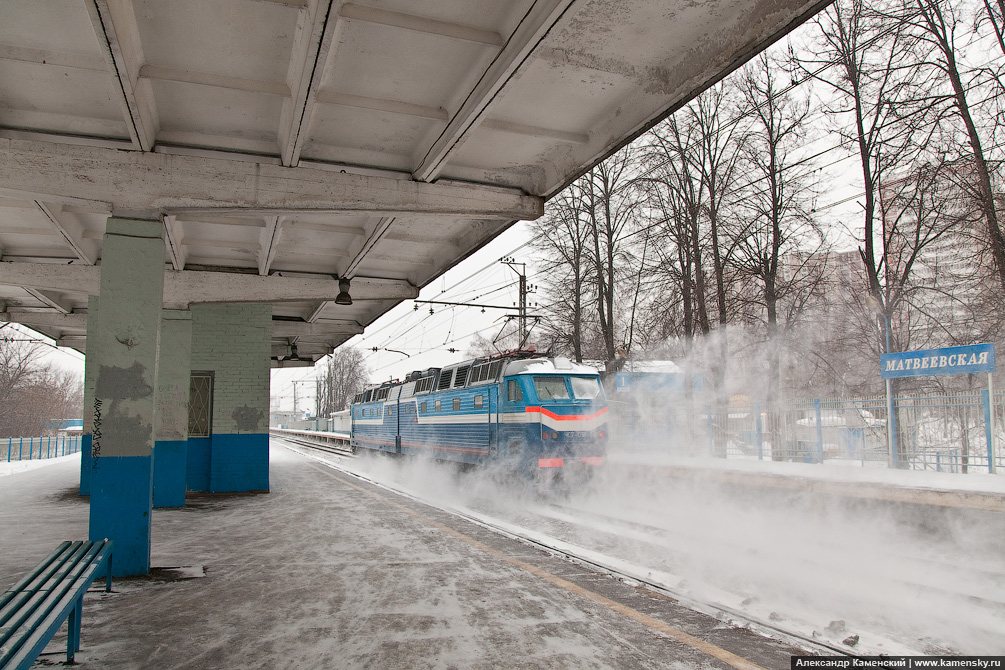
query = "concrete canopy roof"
xmin=0 ymin=0 xmax=828 ymax=365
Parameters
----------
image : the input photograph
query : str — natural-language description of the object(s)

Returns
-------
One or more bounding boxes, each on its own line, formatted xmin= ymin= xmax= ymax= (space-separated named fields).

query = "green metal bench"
xmin=0 ymin=540 xmax=114 ymax=670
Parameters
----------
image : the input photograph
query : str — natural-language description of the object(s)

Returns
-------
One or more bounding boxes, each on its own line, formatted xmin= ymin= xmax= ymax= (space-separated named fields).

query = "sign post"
xmin=886 ymin=377 xmax=896 ymax=468
xmin=880 ymin=343 xmax=996 ymax=473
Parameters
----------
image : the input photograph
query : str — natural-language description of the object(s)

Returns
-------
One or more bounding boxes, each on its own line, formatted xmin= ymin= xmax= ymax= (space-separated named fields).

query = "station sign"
xmin=615 ymin=372 xmax=630 ymax=393
xmin=880 ymin=343 xmax=995 ymax=379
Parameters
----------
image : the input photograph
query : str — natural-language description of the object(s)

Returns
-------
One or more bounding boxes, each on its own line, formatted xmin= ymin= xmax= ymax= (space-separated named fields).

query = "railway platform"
xmin=1 ymin=440 xmax=808 ymax=670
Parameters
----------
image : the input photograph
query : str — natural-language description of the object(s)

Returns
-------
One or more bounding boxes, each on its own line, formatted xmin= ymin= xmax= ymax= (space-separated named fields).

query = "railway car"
xmin=350 ymin=350 xmax=608 ymax=476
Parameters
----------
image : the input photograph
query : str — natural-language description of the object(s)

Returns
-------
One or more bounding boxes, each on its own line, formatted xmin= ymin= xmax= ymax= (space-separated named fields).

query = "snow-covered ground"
xmin=5 ymin=445 xmax=1001 ymax=658
xmin=330 ymin=446 xmax=1005 ymax=656
xmin=609 ymin=451 xmax=1005 ymax=494
xmin=0 ymin=453 xmax=79 ymax=477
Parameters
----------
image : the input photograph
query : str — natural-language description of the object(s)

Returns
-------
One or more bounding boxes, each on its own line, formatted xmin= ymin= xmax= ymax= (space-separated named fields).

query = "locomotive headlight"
xmin=551 ymin=431 xmax=559 ymax=440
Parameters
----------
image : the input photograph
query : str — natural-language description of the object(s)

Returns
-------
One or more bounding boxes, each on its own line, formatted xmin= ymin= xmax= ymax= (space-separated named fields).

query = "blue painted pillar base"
xmin=210 ymin=433 xmax=270 ymax=493
xmin=153 ymin=440 xmax=188 ymax=507
xmin=186 ymin=437 xmax=212 ymax=492
xmin=79 ymin=434 xmax=93 ymax=495
xmin=88 ymin=455 xmax=153 ymax=577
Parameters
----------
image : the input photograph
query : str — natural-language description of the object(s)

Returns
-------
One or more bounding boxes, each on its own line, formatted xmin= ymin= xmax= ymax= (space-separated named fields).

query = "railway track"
xmin=277 ymin=438 xmax=853 ymax=656
xmin=537 ymin=500 xmax=1005 ymax=603
xmin=279 ymin=437 xmax=1004 ymax=656
xmin=269 ymin=429 xmax=354 ymax=457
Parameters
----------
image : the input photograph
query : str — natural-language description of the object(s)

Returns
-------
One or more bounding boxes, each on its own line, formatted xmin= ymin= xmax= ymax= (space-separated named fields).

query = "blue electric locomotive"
xmin=349 ymin=350 xmax=608 ymax=475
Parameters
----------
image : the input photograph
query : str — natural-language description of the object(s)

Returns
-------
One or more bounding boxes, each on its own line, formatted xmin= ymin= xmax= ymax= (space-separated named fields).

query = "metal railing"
xmin=610 ymin=391 xmax=1005 ymax=474
xmin=4 ymin=435 xmax=83 ymax=462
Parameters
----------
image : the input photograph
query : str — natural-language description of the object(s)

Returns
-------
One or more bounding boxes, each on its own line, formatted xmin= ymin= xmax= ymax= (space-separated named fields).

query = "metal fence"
xmin=609 ymin=391 xmax=1005 ymax=474
xmin=4 ymin=435 xmax=83 ymax=462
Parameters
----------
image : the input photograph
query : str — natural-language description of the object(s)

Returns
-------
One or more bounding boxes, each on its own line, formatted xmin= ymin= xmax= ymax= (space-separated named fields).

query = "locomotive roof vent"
xmin=553 ymin=357 xmax=572 ymax=370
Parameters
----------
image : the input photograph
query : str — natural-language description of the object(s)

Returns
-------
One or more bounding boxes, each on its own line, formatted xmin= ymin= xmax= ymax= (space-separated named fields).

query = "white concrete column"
xmin=79 ymin=295 xmax=99 ymax=495
xmin=87 ymin=218 xmax=164 ymax=576
xmin=189 ymin=303 xmax=271 ymax=493
xmin=153 ymin=309 xmax=192 ymax=507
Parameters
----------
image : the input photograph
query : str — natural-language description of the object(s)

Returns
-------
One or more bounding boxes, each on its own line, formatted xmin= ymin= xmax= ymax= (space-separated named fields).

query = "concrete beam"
xmin=272 ymin=319 xmax=363 ymax=337
xmin=338 ymin=4 xmax=503 ymax=46
xmin=279 ymin=0 xmax=343 ymax=166
xmin=272 ymin=342 xmax=334 ymax=359
xmin=85 ymin=0 xmax=158 ymax=151
xmin=35 ymin=201 xmax=96 ymax=264
xmin=56 ymin=335 xmax=87 ymax=350
xmin=162 ymin=215 xmax=186 ymax=271
xmin=412 ymin=0 xmax=575 ymax=182
xmin=258 ymin=216 xmax=282 ymax=276
xmin=343 ymin=216 xmax=395 ymax=278
xmin=0 ymin=138 xmax=543 ymax=220
xmin=315 ymin=91 xmax=448 ymax=121
xmin=138 ymin=64 xmax=290 ymax=97
xmin=271 ymin=358 xmax=315 ymax=368
xmin=24 ymin=288 xmax=73 ymax=314
xmin=0 ymin=311 xmax=360 ymax=337
xmin=0 ymin=311 xmax=87 ymax=329
xmin=0 ymin=263 xmax=418 ymax=305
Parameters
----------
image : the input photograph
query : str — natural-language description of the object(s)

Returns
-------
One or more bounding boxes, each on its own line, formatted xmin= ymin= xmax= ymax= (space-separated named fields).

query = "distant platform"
xmin=608 ymin=452 xmax=1005 ymax=512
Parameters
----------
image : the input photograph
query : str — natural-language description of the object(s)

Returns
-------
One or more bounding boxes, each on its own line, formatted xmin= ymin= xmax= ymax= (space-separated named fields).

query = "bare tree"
xmin=0 ymin=333 xmax=82 ymax=438
xmin=580 ymin=146 xmax=641 ymax=361
xmin=637 ymin=83 xmax=747 ymax=391
xmin=533 ymin=185 xmax=592 ymax=361
xmin=879 ymin=161 xmax=1001 ymax=353
xmin=646 ymin=113 xmax=713 ymax=338
xmin=734 ymin=51 xmax=823 ymax=402
xmin=894 ymin=0 xmax=1005 ymax=290
xmin=795 ymin=0 xmax=921 ymax=308
xmin=315 ymin=346 xmax=368 ymax=416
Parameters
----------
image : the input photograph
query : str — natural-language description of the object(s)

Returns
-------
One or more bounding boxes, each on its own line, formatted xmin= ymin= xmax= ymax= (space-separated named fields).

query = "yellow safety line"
xmin=303 ymin=458 xmax=766 ymax=670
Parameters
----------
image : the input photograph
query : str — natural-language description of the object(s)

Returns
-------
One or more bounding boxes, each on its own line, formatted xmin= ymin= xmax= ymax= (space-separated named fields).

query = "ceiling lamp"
xmin=335 ymin=277 xmax=352 ymax=305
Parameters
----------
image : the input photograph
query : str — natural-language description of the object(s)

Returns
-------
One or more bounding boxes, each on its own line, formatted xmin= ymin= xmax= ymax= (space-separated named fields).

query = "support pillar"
xmin=87 ymin=218 xmax=164 ymax=576
xmin=189 ymin=303 xmax=271 ymax=493
xmin=153 ymin=310 xmax=192 ymax=507
xmin=79 ymin=296 xmax=99 ymax=495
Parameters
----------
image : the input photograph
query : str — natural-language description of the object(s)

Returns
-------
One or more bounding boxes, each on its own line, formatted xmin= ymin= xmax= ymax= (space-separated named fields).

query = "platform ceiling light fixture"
xmin=335 ymin=277 xmax=352 ymax=305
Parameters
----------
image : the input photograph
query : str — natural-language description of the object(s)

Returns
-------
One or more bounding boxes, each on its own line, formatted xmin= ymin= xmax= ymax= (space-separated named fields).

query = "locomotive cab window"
xmin=420 ymin=401 xmax=427 ymax=413
xmin=534 ymin=376 xmax=570 ymax=400
xmin=570 ymin=377 xmax=602 ymax=399
xmin=507 ymin=379 xmax=522 ymax=402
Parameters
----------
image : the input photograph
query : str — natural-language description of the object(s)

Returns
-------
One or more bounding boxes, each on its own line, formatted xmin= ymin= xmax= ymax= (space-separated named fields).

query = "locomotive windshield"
xmin=569 ymin=376 xmax=601 ymax=399
xmin=532 ymin=375 xmax=603 ymax=400
xmin=533 ymin=376 xmax=569 ymax=399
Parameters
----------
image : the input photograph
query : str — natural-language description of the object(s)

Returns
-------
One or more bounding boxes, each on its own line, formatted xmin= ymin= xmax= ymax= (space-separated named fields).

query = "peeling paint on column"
xmin=99 ymin=405 xmax=153 ymax=451
xmin=95 ymin=362 xmax=153 ymax=400
xmin=232 ymin=405 xmax=264 ymax=432
xmin=93 ymin=361 xmax=155 ymax=458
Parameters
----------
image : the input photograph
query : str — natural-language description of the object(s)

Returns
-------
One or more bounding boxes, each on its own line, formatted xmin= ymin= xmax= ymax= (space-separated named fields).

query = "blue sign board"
xmin=615 ymin=372 xmax=630 ymax=393
xmin=881 ymin=343 xmax=995 ymax=379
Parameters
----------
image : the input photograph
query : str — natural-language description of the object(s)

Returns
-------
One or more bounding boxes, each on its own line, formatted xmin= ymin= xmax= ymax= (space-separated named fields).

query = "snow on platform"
xmin=0 ymin=442 xmax=801 ymax=669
